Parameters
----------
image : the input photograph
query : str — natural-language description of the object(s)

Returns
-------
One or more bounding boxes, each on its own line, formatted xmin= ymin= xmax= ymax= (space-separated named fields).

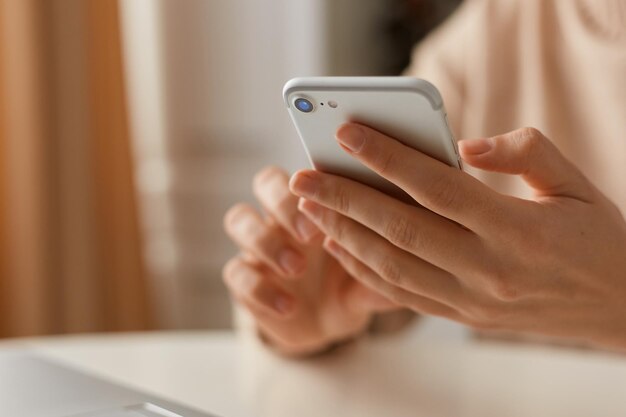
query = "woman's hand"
xmin=289 ymin=124 xmax=626 ymax=350
xmin=223 ymin=166 xmax=398 ymax=356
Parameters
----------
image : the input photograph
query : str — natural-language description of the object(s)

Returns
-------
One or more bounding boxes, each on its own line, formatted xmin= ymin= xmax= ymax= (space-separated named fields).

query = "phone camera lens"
xmin=294 ymin=98 xmax=314 ymax=113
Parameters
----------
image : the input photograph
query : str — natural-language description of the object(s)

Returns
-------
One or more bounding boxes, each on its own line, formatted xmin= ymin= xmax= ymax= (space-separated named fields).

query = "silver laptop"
xmin=0 ymin=352 xmax=218 ymax=417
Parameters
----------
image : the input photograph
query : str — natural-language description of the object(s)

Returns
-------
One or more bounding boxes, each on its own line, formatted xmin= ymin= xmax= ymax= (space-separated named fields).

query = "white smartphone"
xmin=283 ymin=77 xmax=461 ymax=203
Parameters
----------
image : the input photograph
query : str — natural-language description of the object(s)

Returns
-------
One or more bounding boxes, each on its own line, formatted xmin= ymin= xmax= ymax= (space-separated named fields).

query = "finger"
xmin=299 ymin=198 xmax=467 ymax=303
xmin=323 ymin=238 xmax=461 ymax=320
xmin=253 ymin=166 xmax=320 ymax=243
xmin=331 ymin=123 xmax=509 ymax=232
xmin=290 ymin=170 xmax=483 ymax=274
xmin=459 ymin=127 xmax=594 ymax=201
xmin=241 ymin=251 xmax=261 ymax=265
xmin=343 ymin=279 xmax=401 ymax=314
xmin=224 ymin=203 xmax=305 ymax=278
xmin=223 ymin=257 xmax=296 ymax=319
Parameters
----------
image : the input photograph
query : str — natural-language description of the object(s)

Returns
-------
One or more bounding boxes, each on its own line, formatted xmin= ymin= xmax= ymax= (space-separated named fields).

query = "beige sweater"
xmin=406 ymin=0 xmax=626 ymax=210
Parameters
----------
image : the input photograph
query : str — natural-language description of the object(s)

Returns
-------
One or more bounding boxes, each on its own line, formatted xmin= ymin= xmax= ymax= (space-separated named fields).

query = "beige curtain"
xmin=0 ymin=0 xmax=152 ymax=337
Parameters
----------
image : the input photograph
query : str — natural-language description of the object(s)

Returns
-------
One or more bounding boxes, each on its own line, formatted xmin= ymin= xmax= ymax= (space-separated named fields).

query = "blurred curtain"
xmin=0 ymin=0 xmax=151 ymax=337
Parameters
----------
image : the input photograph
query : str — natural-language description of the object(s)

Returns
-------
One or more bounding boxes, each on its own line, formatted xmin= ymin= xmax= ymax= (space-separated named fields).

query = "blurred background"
xmin=0 ymin=0 xmax=462 ymax=338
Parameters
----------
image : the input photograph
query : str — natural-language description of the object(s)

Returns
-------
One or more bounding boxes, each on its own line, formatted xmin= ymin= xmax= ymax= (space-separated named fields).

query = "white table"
xmin=2 ymin=330 xmax=625 ymax=417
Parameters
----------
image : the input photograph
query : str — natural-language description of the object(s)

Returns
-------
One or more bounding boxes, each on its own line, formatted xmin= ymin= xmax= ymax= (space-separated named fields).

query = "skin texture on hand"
xmin=223 ymin=167 xmax=398 ymax=356
xmin=289 ymin=124 xmax=626 ymax=351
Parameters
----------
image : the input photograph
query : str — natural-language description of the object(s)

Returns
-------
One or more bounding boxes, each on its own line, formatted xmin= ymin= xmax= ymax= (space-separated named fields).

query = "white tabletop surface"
xmin=2 ymin=329 xmax=626 ymax=417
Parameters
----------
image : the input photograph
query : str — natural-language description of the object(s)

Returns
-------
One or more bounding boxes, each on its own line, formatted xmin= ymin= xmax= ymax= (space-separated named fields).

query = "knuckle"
xmin=223 ymin=203 xmax=252 ymax=235
xmin=249 ymin=225 xmax=274 ymax=250
xmin=384 ymin=214 xmax=419 ymax=250
xmin=516 ymin=127 xmax=546 ymax=167
xmin=376 ymin=151 xmax=397 ymax=177
xmin=517 ymin=127 xmax=544 ymax=142
xmin=275 ymin=190 xmax=296 ymax=217
xmin=422 ymin=173 xmax=460 ymax=212
xmin=521 ymin=130 xmax=543 ymax=152
xmin=248 ymin=281 xmax=270 ymax=303
xmin=240 ymin=278 xmax=262 ymax=300
xmin=332 ymin=186 xmax=352 ymax=214
xmin=486 ymin=270 xmax=520 ymax=301
xmin=330 ymin=214 xmax=350 ymax=242
xmin=222 ymin=257 xmax=241 ymax=284
xmin=377 ymin=256 xmax=403 ymax=286
xmin=254 ymin=166 xmax=292 ymax=210
xmin=253 ymin=165 xmax=286 ymax=190
xmin=222 ymin=258 xmax=260 ymax=299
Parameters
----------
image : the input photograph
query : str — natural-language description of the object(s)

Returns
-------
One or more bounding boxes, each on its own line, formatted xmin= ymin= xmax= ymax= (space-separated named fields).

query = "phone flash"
xmin=328 ymin=101 xmax=338 ymax=108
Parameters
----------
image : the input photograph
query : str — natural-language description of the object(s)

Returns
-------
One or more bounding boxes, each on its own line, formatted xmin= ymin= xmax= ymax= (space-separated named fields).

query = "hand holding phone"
xmin=283 ymin=77 xmax=461 ymax=202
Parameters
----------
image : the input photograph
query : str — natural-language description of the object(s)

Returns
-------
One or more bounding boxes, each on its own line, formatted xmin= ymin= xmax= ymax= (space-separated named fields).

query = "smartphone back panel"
xmin=283 ymin=77 xmax=460 ymax=203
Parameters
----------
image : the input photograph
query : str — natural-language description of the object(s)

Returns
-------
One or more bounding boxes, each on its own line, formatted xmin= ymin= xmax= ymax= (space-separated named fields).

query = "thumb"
xmin=344 ymin=280 xmax=400 ymax=314
xmin=458 ymin=127 xmax=592 ymax=200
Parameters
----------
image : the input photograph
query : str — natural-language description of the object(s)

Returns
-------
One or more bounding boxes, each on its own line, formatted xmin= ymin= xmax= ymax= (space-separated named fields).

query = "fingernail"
xmin=273 ymin=295 xmax=294 ymax=315
xmin=459 ymin=138 xmax=492 ymax=155
xmin=298 ymin=199 xmax=324 ymax=221
xmin=290 ymin=172 xmax=318 ymax=198
xmin=336 ymin=124 xmax=366 ymax=153
xmin=279 ymin=248 xmax=305 ymax=275
xmin=295 ymin=214 xmax=319 ymax=242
